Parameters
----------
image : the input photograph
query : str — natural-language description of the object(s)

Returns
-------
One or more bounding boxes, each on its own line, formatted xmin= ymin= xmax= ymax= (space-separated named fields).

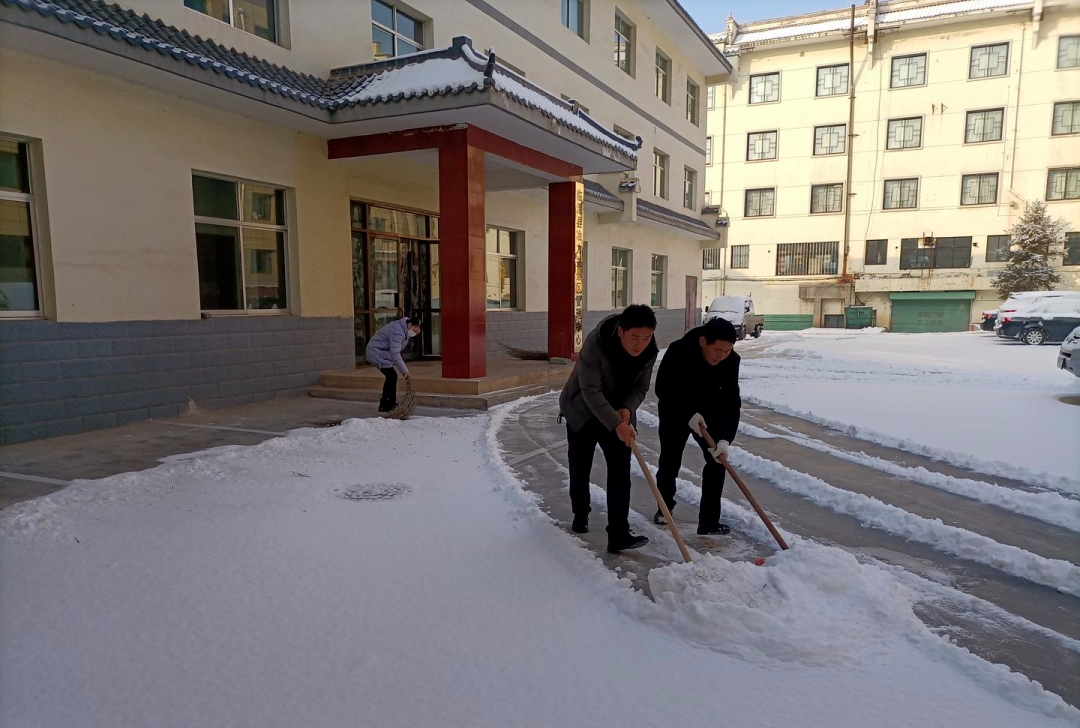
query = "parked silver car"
xmin=1059 ymin=326 xmax=1080 ymax=378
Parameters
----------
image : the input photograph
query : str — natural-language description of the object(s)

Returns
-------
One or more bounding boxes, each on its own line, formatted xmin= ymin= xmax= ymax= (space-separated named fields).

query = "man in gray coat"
xmin=559 ymin=304 xmax=658 ymax=553
xmin=365 ymin=315 xmax=422 ymax=412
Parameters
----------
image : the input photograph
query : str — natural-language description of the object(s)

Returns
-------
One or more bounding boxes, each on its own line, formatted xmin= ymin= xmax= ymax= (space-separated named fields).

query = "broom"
xmin=386 ymin=377 xmax=416 ymax=420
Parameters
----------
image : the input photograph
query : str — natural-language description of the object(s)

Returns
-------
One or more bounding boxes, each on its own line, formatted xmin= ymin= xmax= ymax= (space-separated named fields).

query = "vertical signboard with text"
xmin=573 ymin=182 xmax=585 ymax=353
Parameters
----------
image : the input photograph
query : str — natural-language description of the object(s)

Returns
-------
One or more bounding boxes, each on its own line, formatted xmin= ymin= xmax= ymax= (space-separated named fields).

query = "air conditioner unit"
xmin=717 ymin=216 xmax=730 ymax=228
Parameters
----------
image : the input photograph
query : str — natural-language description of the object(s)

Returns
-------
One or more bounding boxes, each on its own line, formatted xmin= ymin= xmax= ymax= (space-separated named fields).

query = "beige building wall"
xmin=703 ymin=5 xmax=1080 ymax=327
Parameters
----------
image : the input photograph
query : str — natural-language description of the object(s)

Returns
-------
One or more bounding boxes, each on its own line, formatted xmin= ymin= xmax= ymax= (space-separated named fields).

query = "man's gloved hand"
xmin=615 ymin=422 xmax=637 ymax=447
xmin=709 ymin=440 xmax=731 ymax=463
xmin=688 ymin=413 xmax=708 ymax=435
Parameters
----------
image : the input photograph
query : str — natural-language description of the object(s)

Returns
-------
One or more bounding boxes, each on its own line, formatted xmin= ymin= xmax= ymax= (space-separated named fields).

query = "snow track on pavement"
xmin=726 ymin=447 xmax=1080 ymax=597
xmin=738 ymin=422 xmax=1080 ymax=532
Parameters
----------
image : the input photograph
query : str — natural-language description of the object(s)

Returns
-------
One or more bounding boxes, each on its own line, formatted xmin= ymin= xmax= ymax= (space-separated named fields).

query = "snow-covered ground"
xmin=741 ymin=330 xmax=1080 ymax=491
xmin=1 ymin=409 xmax=1076 ymax=726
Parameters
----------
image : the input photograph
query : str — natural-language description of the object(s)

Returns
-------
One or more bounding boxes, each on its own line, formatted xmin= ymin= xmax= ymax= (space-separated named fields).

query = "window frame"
xmin=706 ymin=85 xmax=716 ymax=110
xmin=1051 ymin=100 xmax=1080 ymax=136
xmin=744 ymin=187 xmax=776 ymax=218
xmin=900 ymin=237 xmax=973 ymax=270
xmin=730 ymin=244 xmax=749 ymax=270
xmin=985 ymin=235 xmax=1011 ymax=263
xmin=864 ymin=239 xmax=887 ymax=266
xmin=813 ymin=123 xmax=846 ymax=156
xmin=611 ymin=247 xmax=632 ymax=309
xmin=882 ymin=178 xmax=919 ymax=211
xmin=960 ymin=172 xmax=1000 ymax=206
xmin=1059 ymin=36 xmax=1080 ymax=70
xmin=484 ymin=226 xmax=521 ymax=311
xmin=810 ymin=183 xmax=844 ymax=215
xmin=705 ymin=136 xmax=713 ymax=166
xmin=1064 ymin=232 xmax=1080 ymax=266
xmin=746 ymin=129 xmax=778 ymax=162
xmin=561 ymin=0 xmax=589 ymax=41
xmin=886 ymin=116 xmax=924 ymax=151
xmin=0 ymin=135 xmax=44 ymax=319
xmin=968 ymin=42 xmax=1010 ymax=80
xmin=890 ymin=52 xmax=927 ymax=89
xmin=683 ymin=167 xmax=697 ymax=210
xmin=614 ymin=10 xmax=635 ymax=76
xmin=964 ymin=107 xmax=1005 ymax=144
xmin=775 ymin=241 xmax=839 ymax=276
xmin=192 ymin=171 xmax=291 ymax=314
xmin=653 ymin=149 xmax=670 ymax=199
xmin=655 ymin=49 xmax=672 ymax=104
xmin=748 ymin=72 xmax=781 ymax=105
xmin=371 ymin=0 xmax=426 ymax=60
xmin=650 ymin=254 xmax=667 ymax=308
xmin=815 ymin=63 xmax=849 ymax=97
xmin=686 ymin=78 xmax=701 ymax=125
xmin=185 ymin=0 xmax=281 ymax=44
xmin=1046 ymin=167 xmax=1080 ymax=202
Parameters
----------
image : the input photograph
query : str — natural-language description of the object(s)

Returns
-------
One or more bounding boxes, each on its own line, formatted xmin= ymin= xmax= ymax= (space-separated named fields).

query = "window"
xmin=485 ymin=227 xmax=519 ymax=310
xmin=813 ymin=124 xmax=845 ymax=155
xmin=614 ymin=12 xmax=634 ymax=75
xmin=1065 ymin=232 xmax=1080 ymax=266
xmin=776 ymin=242 xmax=838 ymax=276
xmin=749 ymin=72 xmax=780 ymax=104
xmin=970 ymin=43 xmax=1009 ymax=79
xmin=961 ymin=173 xmax=999 ymax=205
xmin=744 ymin=188 xmax=775 ymax=218
xmin=883 ymin=178 xmax=918 ymax=210
xmin=651 ymin=254 xmax=666 ymax=307
xmin=811 ymin=183 xmax=844 ymax=214
xmin=687 ymin=79 xmax=700 ymax=125
xmin=865 ymin=239 xmax=887 ymax=266
xmin=611 ymin=247 xmax=631 ymax=308
xmin=816 ymin=64 xmax=849 ymax=97
xmin=986 ymin=235 xmax=1011 ymax=263
xmin=1047 ymin=167 xmax=1080 ymax=201
xmin=703 ymin=248 xmax=723 ymax=270
xmin=0 ymin=138 xmax=40 ymax=315
xmin=655 ymin=51 xmax=671 ymax=103
xmin=653 ymin=150 xmax=669 ymax=199
xmin=192 ymin=174 xmax=288 ymax=311
xmin=683 ymin=167 xmax=697 ymax=210
xmin=371 ymin=0 xmax=425 ymax=60
xmin=900 ymin=237 xmax=972 ymax=269
xmin=730 ymin=245 xmax=749 ymax=269
xmin=185 ymin=0 xmax=278 ymax=42
xmin=705 ymin=136 xmax=713 ymax=165
xmin=1059 ymin=36 xmax=1080 ymax=69
xmin=891 ymin=53 xmax=927 ymax=88
xmin=746 ymin=130 xmax=777 ymax=161
xmin=1052 ymin=101 xmax=1080 ymax=135
xmin=887 ymin=117 xmax=923 ymax=150
xmin=707 ymin=85 xmax=716 ymax=109
xmin=562 ymin=0 xmax=587 ymax=39
xmin=965 ymin=108 xmax=1004 ymax=143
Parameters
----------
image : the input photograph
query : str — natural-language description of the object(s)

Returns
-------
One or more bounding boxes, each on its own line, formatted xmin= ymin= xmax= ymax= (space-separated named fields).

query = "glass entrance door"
xmin=350 ymin=201 xmax=440 ymax=365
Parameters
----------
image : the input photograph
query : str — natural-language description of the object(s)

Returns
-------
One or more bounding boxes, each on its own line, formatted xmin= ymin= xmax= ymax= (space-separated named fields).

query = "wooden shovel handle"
xmin=630 ymin=440 xmax=692 ymax=563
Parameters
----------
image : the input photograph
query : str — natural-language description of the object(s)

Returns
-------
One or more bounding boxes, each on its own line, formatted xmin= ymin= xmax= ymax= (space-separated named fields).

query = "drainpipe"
xmin=720 ymin=72 xmax=730 ymax=296
xmin=1009 ymin=24 xmax=1026 ymax=196
xmin=841 ymin=4 xmax=856 ymax=279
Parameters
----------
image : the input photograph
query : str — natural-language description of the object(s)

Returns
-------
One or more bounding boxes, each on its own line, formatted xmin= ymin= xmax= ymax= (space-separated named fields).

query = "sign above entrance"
xmin=573 ymin=182 xmax=585 ymax=353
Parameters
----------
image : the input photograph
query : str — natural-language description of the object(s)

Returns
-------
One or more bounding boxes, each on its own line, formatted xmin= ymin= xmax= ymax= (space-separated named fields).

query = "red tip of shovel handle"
xmin=754 ymin=558 xmax=766 ymax=566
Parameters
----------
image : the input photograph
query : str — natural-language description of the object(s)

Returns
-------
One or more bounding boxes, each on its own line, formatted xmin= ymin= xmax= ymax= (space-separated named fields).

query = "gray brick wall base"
xmin=0 ymin=316 xmax=353 ymax=444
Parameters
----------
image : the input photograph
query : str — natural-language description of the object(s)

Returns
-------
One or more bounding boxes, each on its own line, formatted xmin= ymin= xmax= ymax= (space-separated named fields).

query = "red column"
xmin=548 ymin=181 xmax=579 ymax=361
xmin=439 ymin=137 xmax=487 ymax=379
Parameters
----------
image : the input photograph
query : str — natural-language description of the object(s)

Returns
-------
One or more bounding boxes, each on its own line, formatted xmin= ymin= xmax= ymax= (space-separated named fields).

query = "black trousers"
xmin=378 ymin=367 xmax=398 ymax=410
xmin=655 ymin=415 xmax=728 ymax=528
xmin=565 ymin=420 xmax=632 ymax=536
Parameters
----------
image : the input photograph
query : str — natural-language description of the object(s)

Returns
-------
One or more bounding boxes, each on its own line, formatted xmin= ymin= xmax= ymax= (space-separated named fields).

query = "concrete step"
xmin=309 ymin=381 xmax=561 ymax=411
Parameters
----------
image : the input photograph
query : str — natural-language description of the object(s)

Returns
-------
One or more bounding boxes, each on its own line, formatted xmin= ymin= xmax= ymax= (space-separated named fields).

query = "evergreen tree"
xmin=993 ymin=200 xmax=1066 ymax=297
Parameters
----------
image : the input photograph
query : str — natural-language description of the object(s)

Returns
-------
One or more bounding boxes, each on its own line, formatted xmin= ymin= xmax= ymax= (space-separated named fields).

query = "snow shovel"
xmin=386 ymin=377 xmax=416 ymax=420
xmin=629 ymin=440 xmax=692 ymax=563
xmin=696 ymin=425 xmax=789 ymax=551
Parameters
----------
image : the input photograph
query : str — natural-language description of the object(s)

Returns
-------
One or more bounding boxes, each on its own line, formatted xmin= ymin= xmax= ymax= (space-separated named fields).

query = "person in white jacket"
xmin=365 ymin=316 xmax=422 ymax=412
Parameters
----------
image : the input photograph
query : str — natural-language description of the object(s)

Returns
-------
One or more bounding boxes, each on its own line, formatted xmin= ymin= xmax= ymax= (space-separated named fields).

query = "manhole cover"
xmin=337 ymin=483 xmax=411 ymax=502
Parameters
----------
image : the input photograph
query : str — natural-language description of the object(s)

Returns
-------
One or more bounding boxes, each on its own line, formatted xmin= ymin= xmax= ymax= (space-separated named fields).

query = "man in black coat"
xmin=653 ymin=317 xmax=741 ymax=535
xmin=559 ymin=304 xmax=659 ymax=553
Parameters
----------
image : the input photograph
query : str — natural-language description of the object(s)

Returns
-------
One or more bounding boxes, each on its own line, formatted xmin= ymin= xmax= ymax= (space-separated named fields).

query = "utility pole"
xmin=841 ymin=4 xmax=856 ymax=279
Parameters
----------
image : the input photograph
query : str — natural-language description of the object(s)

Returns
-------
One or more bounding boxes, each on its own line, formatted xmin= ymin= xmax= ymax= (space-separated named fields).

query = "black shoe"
xmin=571 ymin=515 xmax=589 ymax=534
xmin=697 ymin=523 xmax=731 ymax=536
xmin=607 ymin=531 xmax=649 ymax=553
xmin=653 ymin=506 xmax=674 ymax=526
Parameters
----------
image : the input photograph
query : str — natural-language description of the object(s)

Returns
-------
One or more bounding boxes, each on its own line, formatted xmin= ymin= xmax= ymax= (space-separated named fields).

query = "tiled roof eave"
xmin=636 ymin=199 xmax=720 ymax=239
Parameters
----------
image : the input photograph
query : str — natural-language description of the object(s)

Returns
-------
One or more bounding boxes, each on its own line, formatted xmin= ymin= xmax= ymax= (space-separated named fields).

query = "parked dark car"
xmin=980 ymin=309 xmax=997 ymax=331
xmin=996 ymin=299 xmax=1080 ymax=345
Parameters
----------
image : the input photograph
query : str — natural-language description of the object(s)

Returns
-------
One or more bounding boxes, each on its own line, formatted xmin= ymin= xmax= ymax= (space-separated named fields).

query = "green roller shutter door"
xmin=889 ymin=292 xmax=974 ymax=333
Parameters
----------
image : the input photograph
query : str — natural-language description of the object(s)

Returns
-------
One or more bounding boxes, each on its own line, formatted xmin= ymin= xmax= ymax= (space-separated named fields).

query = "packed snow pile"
xmin=648 ymin=544 xmax=920 ymax=664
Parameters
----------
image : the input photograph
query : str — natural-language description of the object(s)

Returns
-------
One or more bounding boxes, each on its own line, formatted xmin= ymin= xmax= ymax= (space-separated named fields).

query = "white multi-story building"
xmin=0 ymin=0 xmax=730 ymax=442
xmin=702 ymin=0 xmax=1080 ymax=331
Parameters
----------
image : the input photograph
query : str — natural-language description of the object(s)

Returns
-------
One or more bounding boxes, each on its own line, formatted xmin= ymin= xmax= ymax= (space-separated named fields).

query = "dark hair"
xmin=619 ymin=304 xmax=657 ymax=331
xmin=407 ymin=314 xmax=422 ymax=327
xmin=702 ymin=317 xmax=737 ymax=344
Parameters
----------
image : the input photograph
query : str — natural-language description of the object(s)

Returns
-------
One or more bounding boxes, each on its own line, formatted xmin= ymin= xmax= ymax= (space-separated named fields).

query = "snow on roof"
xmin=733 ymin=16 xmax=868 ymax=45
xmin=876 ymin=0 xmax=1032 ymax=23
